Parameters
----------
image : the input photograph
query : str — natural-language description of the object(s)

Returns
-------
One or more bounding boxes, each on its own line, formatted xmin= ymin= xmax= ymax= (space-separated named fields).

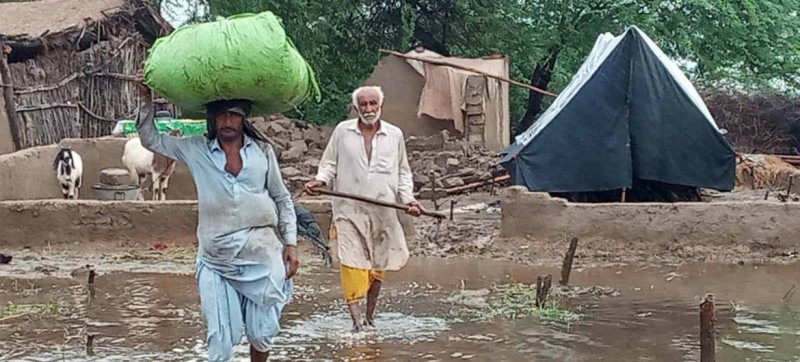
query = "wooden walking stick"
xmin=312 ymin=188 xmax=448 ymax=219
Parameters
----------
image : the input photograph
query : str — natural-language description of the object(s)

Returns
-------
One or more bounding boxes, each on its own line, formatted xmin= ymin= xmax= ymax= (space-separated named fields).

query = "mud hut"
xmin=0 ymin=0 xmax=171 ymax=153
xmin=356 ymin=48 xmax=511 ymax=153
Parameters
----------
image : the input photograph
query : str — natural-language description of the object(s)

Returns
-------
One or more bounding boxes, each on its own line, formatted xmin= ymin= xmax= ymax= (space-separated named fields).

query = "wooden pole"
xmin=87 ymin=268 xmax=96 ymax=299
xmin=0 ymin=42 xmax=23 ymax=150
xmin=560 ymin=237 xmax=579 ymax=286
xmin=782 ymin=283 xmax=796 ymax=303
xmin=86 ymin=334 xmax=95 ymax=356
xmin=430 ymin=171 xmax=440 ymax=210
xmin=700 ymin=293 xmax=715 ymax=362
xmin=445 ymin=174 xmax=511 ymax=195
xmin=380 ymin=49 xmax=558 ymax=97
xmin=313 ymin=188 xmax=448 ymax=219
xmin=535 ymin=274 xmax=552 ymax=308
xmin=87 ymin=269 xmax=96 ymax=284
xmin=412 ymin=172 xmax=510 ymax=199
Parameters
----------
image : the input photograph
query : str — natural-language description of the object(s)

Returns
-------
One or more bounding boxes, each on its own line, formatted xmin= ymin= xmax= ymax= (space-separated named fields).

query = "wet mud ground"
xmin=0 ymin=244 xmax=798 ymax=361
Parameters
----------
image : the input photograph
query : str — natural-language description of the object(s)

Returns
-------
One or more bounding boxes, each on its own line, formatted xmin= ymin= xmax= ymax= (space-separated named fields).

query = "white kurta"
xmin=315 ymin=119 xmax=415 ymax=271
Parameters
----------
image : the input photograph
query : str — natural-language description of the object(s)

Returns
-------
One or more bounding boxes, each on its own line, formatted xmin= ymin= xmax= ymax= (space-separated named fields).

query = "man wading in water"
xmin=134 ymin=70 xmax=299 ymax=361
xmin=305 ymin=86 xmax=423 ymax=331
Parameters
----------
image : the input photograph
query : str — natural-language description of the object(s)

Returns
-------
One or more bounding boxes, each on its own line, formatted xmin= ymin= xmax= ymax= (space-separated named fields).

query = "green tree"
xmin=177 ymin=0 xmax=799 ymax=125
xmin=642 ymin=0 xmax=800 ymax=91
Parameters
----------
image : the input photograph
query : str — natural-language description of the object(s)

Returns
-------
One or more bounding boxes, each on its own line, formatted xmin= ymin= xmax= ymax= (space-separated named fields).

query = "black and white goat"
xmin=52 ymin=148 xmax=84 ymax=199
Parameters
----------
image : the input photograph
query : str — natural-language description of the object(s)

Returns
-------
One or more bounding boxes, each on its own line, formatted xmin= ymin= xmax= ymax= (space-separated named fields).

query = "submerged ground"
xmin=0 ymin=240 xmax=797 ymax=361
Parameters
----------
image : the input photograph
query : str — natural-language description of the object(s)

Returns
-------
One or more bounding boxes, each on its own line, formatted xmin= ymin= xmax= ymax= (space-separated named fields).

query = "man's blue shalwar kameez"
xmin=136 ymin=100 xmax=296 ymax=361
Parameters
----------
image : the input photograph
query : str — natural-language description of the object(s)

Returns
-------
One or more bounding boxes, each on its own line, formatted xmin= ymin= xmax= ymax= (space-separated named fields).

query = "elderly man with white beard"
xmin=304 ymin=86 xmax=424 ymax=332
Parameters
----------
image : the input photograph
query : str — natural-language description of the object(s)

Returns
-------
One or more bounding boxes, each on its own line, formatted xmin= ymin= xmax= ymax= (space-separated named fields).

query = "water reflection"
xmin=718 ymin=304 xmax=800 ymax=361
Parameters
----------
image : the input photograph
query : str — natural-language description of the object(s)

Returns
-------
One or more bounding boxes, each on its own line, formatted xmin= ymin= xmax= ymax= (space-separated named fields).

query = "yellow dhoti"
xmin=331 ymin=224 xmax=386 ymax=303
xmin=340 ymin=264 xmax=385 ymax=304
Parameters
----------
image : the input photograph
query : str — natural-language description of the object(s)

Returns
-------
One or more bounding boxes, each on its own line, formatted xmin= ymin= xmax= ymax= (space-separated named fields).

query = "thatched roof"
xmin=0 ymin=0 xmax=171 ymax=41
xmin=0 ymin=0 xmax=126 ymax=38
xmin=0 ymin=0 xmax=171 ymax=63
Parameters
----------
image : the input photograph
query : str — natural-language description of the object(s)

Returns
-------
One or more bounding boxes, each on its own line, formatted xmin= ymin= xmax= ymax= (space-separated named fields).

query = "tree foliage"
xmin=172 ymin=0 xmax=799 ymax=125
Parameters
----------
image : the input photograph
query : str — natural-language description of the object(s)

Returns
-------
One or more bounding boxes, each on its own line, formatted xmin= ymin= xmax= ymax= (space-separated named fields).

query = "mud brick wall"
xmin=0 ymin=199 xmax=332 ymax=247
xmin=501 ymin=186 xmax=800 ymax=248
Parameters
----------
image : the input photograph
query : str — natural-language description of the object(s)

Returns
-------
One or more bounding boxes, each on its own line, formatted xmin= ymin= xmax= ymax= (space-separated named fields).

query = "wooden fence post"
xmin=560 ymin=237 xmax=579 ymax=286
xmin=700 ymin=293 xmax=715 ymax=362
xmin=535 ymin=274 xmax=552 ymax=308
xmin=0 ymin=42 xmax=23 ymax=150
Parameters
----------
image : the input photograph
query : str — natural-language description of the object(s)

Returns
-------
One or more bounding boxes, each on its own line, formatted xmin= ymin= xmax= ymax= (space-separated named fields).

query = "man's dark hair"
xmin=204 ymin=99 xmax=266 ymax=142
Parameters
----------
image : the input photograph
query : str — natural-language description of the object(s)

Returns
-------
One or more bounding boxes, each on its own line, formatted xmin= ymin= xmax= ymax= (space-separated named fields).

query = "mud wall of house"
xmin=0 ymin=199 xmax=333 ymax=247
xmin=355 ymin=55 xmax=457 ymax=138
xmin=501 ymin=186 xmax=800 ymax=249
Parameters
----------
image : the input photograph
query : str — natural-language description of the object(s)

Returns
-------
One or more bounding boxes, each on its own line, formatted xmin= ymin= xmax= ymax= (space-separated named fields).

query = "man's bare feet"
xmin=250 ymin=345 xmax=269 ymax=362
xmin=363 ymin=318 xmax=375 ymax=330
xmin=348 ymin=302 xmax=363 ymax=332
xmin=365 ymin=280 xmax=382 ymax=328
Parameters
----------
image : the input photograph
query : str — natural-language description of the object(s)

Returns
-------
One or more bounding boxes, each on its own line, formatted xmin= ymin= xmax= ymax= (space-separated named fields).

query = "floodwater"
xmin=0 ymin=258 xmax=798 ymax=361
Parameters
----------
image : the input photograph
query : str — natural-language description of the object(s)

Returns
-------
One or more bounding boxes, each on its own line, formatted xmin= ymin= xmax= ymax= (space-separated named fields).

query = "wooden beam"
xmin=380 ymin=49 xmax=558 ymax=97
xmin=0 ymin=42 xmax=23 ymax=150
xmin=90 ymin=72 xmax=135 ymax=81
xmin=446 ymin=174 xmax=511 ymax=195
xmin=14 ymin=72 xmax=82 ymax=95
xmin=16 ymin=103 xmax=78 ymax=112
xmin=78 ymin=102 xmax=131 ymax=123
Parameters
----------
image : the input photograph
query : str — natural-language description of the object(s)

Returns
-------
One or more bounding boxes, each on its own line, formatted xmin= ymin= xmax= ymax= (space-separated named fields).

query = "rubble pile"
xmin=249 ymin=116 xmax=333 ymax=192
xmin=414 ymin=217 xmax=499 ymax=257
xmin=249 ymin=118 xmax=504 ymax=196
xmin=406 ymin=131 xmax=502 ymax=198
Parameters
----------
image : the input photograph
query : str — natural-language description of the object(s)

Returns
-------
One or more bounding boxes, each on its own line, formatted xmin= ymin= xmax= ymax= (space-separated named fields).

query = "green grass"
xmin=487 ymin=283 xmax=580 ymax=323
xmin=170 ymin=246 xmax=197 ymax=260
xmin=0 ymin=297 xmax=79 ymax=320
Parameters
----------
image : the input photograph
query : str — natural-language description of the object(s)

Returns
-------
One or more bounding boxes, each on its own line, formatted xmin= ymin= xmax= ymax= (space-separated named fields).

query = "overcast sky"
xmin=160 ymin=0 xmax=207 ymax=28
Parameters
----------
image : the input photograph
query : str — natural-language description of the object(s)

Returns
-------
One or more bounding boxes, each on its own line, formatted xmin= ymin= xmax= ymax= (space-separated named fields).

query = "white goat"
xmin=52 ymin=147 xmax=84 ymax=199
xmin=122 ymin=129 xmax=183 ymax=201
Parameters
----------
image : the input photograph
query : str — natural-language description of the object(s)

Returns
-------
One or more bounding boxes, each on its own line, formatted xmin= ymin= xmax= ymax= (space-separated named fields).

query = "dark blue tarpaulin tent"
xmin=500 ymin=26 xmax=735 ymax=197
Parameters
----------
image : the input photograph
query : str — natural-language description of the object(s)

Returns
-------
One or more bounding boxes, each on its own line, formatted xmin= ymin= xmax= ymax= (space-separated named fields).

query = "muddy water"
xmin=0 ymin=258 xmax=798 ymax=361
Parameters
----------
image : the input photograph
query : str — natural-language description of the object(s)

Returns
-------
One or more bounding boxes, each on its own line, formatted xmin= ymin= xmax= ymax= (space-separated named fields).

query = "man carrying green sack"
xmin=134 ymin=69 xmax=299 ymax=362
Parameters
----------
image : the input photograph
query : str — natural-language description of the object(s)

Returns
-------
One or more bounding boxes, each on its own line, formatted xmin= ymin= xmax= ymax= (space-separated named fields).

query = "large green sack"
xmin=144 ymin=11 xmax=320 ymax=116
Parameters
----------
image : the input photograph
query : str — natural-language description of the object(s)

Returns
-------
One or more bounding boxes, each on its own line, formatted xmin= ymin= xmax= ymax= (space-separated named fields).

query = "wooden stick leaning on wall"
xmin=0 ymin=42 xmax=23 ymax=150
xmin=379 ymin=49 xmax=559 ymax=97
